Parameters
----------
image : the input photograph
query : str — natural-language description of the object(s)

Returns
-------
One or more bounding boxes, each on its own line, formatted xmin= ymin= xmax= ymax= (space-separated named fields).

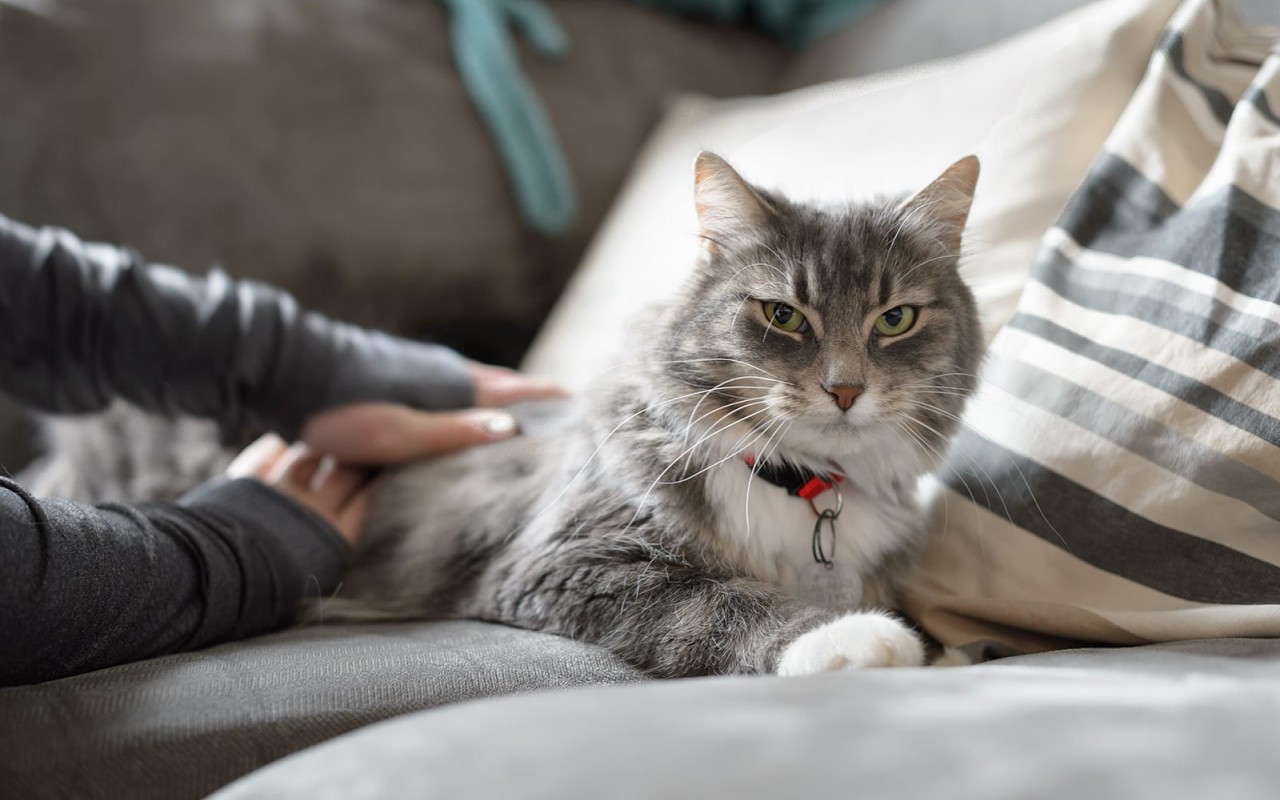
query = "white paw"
xmin=777 ymin=612 xmax=925 ymax=676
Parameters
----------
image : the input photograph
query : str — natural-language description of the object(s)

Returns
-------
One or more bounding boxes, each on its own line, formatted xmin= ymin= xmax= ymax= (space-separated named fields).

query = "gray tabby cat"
xmin=320 ymin=153 xmax=983 ymax=678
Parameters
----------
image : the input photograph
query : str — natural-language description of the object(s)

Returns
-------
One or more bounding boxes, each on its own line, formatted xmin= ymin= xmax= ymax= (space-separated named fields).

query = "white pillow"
xmin=523 ymin=0 xmax=1181 ymax=389
xmin=904 ymin=0 xmax=1280 ymax=658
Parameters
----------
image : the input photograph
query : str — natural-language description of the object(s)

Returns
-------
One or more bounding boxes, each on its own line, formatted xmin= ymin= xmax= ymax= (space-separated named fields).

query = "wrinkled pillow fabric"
xmin=906 ymin=0 xmax=1280 ymax=658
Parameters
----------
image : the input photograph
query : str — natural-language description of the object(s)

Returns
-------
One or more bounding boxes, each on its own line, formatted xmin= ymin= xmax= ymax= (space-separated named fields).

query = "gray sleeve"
xmin=0 ymin=475 xmax=350 ymax=686
xmin=0 ymin=214 xmax=474 ymax=438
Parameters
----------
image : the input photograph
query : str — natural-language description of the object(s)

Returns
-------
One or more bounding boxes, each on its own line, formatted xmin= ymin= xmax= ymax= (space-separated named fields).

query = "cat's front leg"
xmin=775 ymin=610 xmax=925 ymax=676
xmin=482 ymin=547 xmax=924 ymax=677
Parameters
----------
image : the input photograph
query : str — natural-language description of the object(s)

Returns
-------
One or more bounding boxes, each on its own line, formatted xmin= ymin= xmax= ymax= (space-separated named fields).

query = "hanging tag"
xmin=796 ymin=560 xmax=864 ymax=612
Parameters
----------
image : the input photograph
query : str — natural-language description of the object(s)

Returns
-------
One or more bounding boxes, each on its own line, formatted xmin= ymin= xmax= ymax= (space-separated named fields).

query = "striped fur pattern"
xmin=905 ymin=0 xmax=1280 ymax=659
xmin=19 ymin=404 xmax=233 ymax=505
xmin=320 ymin=153 xmax=983 ymax=678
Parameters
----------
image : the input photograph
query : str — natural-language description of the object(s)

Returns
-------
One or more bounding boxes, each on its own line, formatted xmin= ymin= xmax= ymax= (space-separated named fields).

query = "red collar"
xmin=742 ymin=455 xmax=844 ymax=500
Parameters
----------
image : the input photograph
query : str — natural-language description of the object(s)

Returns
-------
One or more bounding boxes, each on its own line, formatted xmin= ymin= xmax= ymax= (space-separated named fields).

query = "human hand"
xmin=464 ymin=361 xmax=566 ymax=407
xmin=226 ymin=434 xmax=369 ymax=546
xmin=299 ymin=362 xmax=565 ymax=466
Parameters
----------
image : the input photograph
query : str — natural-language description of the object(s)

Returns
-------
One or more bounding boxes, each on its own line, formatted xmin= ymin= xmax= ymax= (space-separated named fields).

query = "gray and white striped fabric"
xmin=905 ymin=0 xmax=1280 ymax=659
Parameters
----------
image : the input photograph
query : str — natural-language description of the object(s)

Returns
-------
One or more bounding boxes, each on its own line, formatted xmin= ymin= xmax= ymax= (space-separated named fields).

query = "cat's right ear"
xmin=899 ymin=155 xmax=980 ymax=253
xmin=693 ymin=152 xmax=775 ymax=253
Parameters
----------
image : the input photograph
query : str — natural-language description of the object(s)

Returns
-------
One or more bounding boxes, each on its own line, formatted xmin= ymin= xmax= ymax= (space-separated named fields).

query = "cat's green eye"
xmin=762 ymin=301 xmax=809 ymax=333
xmin=874 ymin=306 xmax=917 ymax=337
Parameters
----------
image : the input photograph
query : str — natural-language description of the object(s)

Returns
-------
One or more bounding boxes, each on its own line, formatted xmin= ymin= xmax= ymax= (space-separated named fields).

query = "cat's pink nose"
xmin=824 ymin=383 xmax=863 ymax=412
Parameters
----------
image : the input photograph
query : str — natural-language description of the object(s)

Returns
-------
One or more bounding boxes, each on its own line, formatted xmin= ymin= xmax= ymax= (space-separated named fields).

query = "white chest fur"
xmin=703 ymin=454 xmax=916 ymax=609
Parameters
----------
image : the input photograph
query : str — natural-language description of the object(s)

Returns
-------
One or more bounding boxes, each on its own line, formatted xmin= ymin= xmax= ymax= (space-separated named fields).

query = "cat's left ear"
xmin=900 ymin=155 xmax=980 ymax=252
xmin=693 ymin=152 xmax=777 ymax=250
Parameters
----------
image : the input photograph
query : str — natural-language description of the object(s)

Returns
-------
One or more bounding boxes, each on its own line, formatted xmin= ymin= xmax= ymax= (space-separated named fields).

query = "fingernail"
xmin=480 ymin=412 xmax=517 ymax=438
xmin=225 ymin=433 xmax=289 ymax=479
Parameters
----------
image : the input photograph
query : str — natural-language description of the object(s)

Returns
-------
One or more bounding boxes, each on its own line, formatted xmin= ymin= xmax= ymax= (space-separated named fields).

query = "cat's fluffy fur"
xmin=21 ymin=407 xmax=231 ymax=504
xmin=319 ymin=153 xmax=983 ymax=677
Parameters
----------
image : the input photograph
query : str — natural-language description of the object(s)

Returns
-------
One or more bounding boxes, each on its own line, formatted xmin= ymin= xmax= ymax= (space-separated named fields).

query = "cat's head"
xmin=658 ymin=152 xmax=983 ymax=475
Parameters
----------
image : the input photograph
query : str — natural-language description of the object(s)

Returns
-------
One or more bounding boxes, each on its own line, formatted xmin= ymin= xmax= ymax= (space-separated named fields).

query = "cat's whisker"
xmin=683 ymin=395 xmax=772 ymax=449
xmin=664 ymin=404 xmax=777 ymax=486
xmin=680 ymin=377 xmax=783 ymax=449
xmin=758 ymin=240 xmax=791 ymax=275
xmin=667 ymin=420 xmax=777 ymax=492
xmin=905 ymin=399 xmax=1024 ymax=442
xmin=888 ymin=418 xmax=971 ymax=553
xmin=916 ymin=420 xmax=1075 ymax=555
xmin=659 ymin=358 xmax=790 ymax=382
xmin=726 ymin=261 xmax=789 ymax=284
xmin=692 ymin=229 xmax=773 ymax=261
xmin=758 ymin=418 xmax=792 ymax=466
xmin=671 ymin=404 xmax=775 ymax=483
xmin=893 ymin=384 xmax=973 ymax=395
xmin=529 ymin=384 xmax=773 ymax=525
xmin=742 ymin=417 xmax=792 ymax=534
xmin=677 ymin=375 xmax=783 ymax=398
xmin=680 ymin=399 xmax=774 ymax=468
xmin=897 ymin=388 xmax=974 ymax=398
xmin=737 ymin=416 xmax=783 ymax=532
xmin=894 ymin=383 xmax=973 ymax=392
xmin=694 ymin=231 xmax=727 ymax=252
xmin=886 ymin=196 xmax=942 ymax=253
xmin=902 ymin=390 xmax=1036 ymax=428
xmin=749 ymin=281 xmax=794 ymax=296
xmin=592 ymin=357 xmax=791 ymax=382
xmin=897 ymin=407 xmax=1070 ymax=556
xmin=660 ymin=408 xmax=782 ymax=493
xmin=730 ymin=293 xmax=757 ymax=331
xmin=894 ymin=371 xmax=983 ymax=387
xmin=655 ymin=360 xmax=793 ymax=386
xmin=896 ymin=251 xmax=960 ymax=285
xmin=623 ymin=405 xmax=778 ymax=531
xmin=680 ymin=373 xmax=789 ymax=393
xmin=906 ymin=390 xmax=1073 ymax=554
xmin=1006 ymin=455 xmax=1073 ymax=553
xmin=898 ymin=369 xmax=1054 ymax=413
xmin=891 ymin=414 xmax=990 ymax=563
xmin=901 ymin=399 xmax=968 ymax=426
xmin=736 ymin=281 xmax=797 ymax=334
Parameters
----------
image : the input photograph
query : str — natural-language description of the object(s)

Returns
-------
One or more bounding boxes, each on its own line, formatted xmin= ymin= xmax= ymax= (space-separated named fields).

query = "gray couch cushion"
xmin=213 ymin=639 xmax=1280 ymax=800
xmin=0 ymin=622 xmax=643 ymax=800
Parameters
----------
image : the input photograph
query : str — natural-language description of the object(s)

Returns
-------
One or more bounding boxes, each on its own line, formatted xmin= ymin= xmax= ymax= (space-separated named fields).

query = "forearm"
xmin=0 ymin=476 xmax=349 ymax=686
xmin=0 ymin=215 xmax=473 ymax=437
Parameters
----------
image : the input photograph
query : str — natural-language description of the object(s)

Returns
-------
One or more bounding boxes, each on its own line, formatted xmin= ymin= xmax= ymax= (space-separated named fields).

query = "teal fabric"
xmin=436 ymin=0 xmax=885 ymax=236
xmin=438 ymin=0 xmax=575 ymax=236
xmin=627 ymin=0 xmax=886 ymax=47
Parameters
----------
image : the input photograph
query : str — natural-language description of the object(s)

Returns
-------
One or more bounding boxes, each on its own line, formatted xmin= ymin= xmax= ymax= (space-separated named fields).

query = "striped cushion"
xmin=905 ymin=0 xmax=1280 ymax=659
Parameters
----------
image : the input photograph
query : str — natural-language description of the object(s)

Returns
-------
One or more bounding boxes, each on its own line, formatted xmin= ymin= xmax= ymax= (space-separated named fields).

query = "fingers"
xmin=269 ymin=446 xmax=366 ymax=515
xmin=227 ymin=434 xmax=371 ymax=546
xmin=225 ymin=433 xmax=290 ymax=480
xmin=310 ymin=454 xmax=366 ymax=498
xmin=335 ymin=490 xmax=369 ymax=541
xmin=267 ymin=442 xmax=323 ymax=487
xmin=466 ymin=362 xmax=567 ymax=408
xmin=301 ymin=403 xmax=520 ymax=466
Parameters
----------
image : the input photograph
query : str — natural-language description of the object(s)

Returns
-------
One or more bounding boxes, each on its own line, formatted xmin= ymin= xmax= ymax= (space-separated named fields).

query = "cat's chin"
xmin=773 ymin=420 xmax=931 ymax=477
xmin=770 ymin=424 xmax=873 ymax=463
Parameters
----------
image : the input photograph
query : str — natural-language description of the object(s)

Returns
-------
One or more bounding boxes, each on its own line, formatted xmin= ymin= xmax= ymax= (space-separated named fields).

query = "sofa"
xmin=4 ymin=0 xmax=1280 ymax=798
